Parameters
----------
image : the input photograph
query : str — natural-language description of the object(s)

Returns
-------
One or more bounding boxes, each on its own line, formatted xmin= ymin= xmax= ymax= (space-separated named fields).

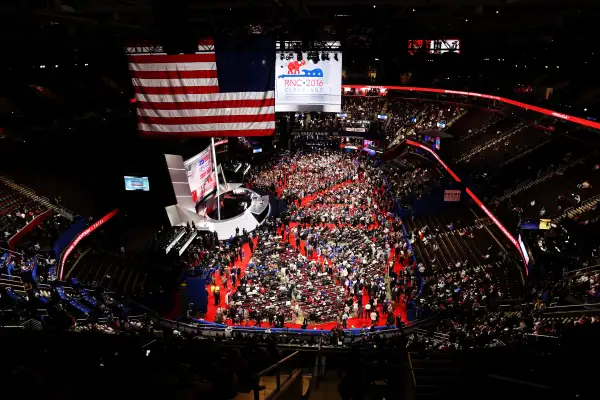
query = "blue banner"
xmin=186 ymin=277 xmax=208 ymax=314
xmin=53 ymin=217 xmax=86 ymax=259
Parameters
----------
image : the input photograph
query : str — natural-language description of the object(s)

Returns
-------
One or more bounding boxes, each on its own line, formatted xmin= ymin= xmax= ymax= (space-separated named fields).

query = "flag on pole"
xmin=126 ymin=37 xmax=276 ymax=137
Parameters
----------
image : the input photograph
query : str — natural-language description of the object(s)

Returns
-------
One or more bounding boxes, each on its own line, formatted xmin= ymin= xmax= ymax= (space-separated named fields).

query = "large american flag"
xmin=127 ymin=38 xmax=275 ymax=137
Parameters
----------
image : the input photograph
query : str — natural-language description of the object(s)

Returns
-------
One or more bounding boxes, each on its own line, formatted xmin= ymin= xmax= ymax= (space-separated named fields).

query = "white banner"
xmin=444 ymin=189 xmax=461 ymax=202
xmin=184 ymin=146 xmax=217 ymax=204
xmin=343 ymin=127 xmax=368 ymax=133
xmin=275 ymin=52 xmax=342 ymax=113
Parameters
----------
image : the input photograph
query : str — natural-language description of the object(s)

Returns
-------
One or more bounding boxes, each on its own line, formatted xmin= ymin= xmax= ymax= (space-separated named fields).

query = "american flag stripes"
xmin=127 ymin=38 xmax=276 ymax=137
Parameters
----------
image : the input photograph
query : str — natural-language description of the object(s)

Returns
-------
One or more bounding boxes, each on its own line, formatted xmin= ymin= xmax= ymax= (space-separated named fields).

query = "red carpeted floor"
xmin=188 ymin=175 xmax=409 ymax=330
xmin=199 ymin=226 xmax=408 ymax=330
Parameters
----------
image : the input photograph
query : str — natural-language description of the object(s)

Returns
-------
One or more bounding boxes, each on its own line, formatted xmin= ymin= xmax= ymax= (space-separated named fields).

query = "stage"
xmin=165 ymin=184 xmax=271 ymax=240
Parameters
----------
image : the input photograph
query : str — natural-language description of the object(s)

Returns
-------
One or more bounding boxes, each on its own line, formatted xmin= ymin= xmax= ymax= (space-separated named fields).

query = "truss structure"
xmin=276 ymin=40 xmax=341 ymax=51
xmin=124 ymin=38 xmax=215 ymax=54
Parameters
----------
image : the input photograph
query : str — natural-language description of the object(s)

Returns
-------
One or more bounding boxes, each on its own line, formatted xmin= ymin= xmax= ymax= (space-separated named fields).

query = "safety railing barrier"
xmin=406 ymin=352 xmax=417 ymax=400
xmin=565 ymin=263 xmax=600 ymax=276
xmin=20 ymin=318 xmax=43 ymax=331
xmin=254 ymin=351 xmax=300 ymax=400
xmin=543 ymin=303 xmax=600 ymax=313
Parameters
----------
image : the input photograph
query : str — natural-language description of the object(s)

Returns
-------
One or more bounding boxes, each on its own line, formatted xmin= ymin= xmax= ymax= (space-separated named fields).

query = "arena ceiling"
xmin=0 ymin=0 xmax=598 ymax=75
xmin=1 ymin=0 xmax=598 ymax=40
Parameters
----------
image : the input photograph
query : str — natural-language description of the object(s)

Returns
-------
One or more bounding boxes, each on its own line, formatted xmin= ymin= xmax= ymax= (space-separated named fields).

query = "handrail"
xmin=257 ymin=351 xmax=299 ymax=377
xmin=565 ymin=263 xmax=600 ymax=276
xmin=524 ymin=333 xmax=559 ymax=340
xmin=544 ymin=303 xmax=600 ymax=311
xmin=406 ymin=352 xmax=417 ymax=400
xmin=254 ymin=351 xmax=300 ymax=400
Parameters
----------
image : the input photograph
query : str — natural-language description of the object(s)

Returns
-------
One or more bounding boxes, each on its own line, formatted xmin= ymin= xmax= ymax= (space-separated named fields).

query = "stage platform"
xmin=165 ymin=185 xmax=271 ymax=240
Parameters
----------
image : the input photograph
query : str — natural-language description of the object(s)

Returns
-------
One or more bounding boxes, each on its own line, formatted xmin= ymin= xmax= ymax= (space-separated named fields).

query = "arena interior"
xmin=0 ymin=1 xmax=599 ymax=399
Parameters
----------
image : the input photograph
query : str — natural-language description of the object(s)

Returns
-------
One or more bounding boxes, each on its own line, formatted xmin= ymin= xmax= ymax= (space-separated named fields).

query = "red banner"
xmin=405 ymin=140 xmax=528 ymax=275
xmin=58 ymin=209 xmax=118 ymax=280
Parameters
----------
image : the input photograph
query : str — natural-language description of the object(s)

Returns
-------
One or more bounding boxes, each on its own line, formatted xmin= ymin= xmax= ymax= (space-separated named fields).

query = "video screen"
xmin=184 ymin=146 xmax=217 ymax=204
xmin=124 ymin=176 xmax=150 ymax=191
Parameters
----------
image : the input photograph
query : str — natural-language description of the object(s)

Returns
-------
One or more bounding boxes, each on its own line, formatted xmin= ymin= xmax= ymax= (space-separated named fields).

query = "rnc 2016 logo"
xmin=278 ymin=60 xmax=325 ymax=94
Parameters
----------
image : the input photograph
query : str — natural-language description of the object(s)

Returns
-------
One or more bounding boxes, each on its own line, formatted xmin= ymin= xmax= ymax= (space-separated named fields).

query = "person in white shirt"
xmin=364 ymin=302 xmax=371 ymax=318
xmin=370 ymin=311 xmax=377 ymax=324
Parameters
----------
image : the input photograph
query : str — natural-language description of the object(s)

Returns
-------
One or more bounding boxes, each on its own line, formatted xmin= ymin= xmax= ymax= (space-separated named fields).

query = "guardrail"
xmin=565 ymin=264 xmax=600 ymax=276
xmin=543 ymin=303 xmax=600 ymax=314
xmin=254 ymin=351 xmax=300 ymax=400
xmin=406 ymin=352 xmax=417 ymax=400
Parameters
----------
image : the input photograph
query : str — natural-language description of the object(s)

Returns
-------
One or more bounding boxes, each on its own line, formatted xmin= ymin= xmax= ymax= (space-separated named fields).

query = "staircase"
xmin=554 ymin=193 xmax=600 ymax=222
xmin=380 ymin=98 xmax=390 ymax=116
xmin=409 ymin=350 xmax=465 ymax=400
xmin=500 ymin=139 xmax=552 ymax=167
xmin=0 ymin=175 xmax=74 ymax=220
xmin=491 ymin=155 xmax=591 ymax=204
xmin=457 ymin=115 xmax=500 ymax=143
xmin=444 ymin=109 xmax=468 ymax=129
xmin=456 ymin=123 xmax=526 ymax=163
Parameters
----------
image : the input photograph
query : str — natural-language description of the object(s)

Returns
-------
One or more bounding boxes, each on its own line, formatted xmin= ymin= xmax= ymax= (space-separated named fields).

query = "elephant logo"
xmin=287 ymin=60 xmax=306 ymax=74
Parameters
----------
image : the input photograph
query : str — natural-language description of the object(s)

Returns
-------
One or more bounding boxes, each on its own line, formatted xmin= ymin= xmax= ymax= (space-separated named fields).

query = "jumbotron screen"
xmin=124 ymin=176 xmax=150 ymax=191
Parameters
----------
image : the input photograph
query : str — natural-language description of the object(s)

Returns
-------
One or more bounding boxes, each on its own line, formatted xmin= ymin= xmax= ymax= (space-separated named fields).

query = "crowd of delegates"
xmin=249 ymin=153 xmax=294 ymax=194
xmin=204 ymin=150 xmax=412 ymax=330
xmin=279 ymin=152 xmax=358 ymax=203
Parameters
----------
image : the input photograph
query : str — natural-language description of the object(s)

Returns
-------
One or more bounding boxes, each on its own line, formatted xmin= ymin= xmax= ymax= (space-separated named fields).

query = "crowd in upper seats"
xmin=386 ymin=100 xmax=465 ymax=148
